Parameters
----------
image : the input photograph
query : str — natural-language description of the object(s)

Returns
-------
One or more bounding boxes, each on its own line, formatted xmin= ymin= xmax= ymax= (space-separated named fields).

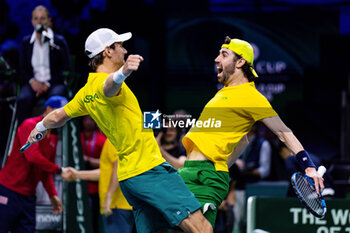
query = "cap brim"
xmin=116 ymin=32 xmax=132 ymax=42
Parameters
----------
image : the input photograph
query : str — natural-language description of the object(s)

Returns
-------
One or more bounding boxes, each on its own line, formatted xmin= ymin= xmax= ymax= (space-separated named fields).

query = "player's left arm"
xmin=103 ymin=55 xmax=144 ymax=97
xmin=261 ymin=115 xmax=324 ymax=193
xmin=261 ymin=116 xmax=303 ymax=153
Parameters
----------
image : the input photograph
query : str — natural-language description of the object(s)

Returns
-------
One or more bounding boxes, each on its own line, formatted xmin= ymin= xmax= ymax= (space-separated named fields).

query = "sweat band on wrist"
xmin=36 ymin=121 xmax=47 ymax=132
xmin=56 ymin=167 xmax=65 ymax=175
xmin=56 ymin=167 xmax=62 ymax=175
xmin=112 ymin=66 xmax=128 ymax=84
xmin=295 ymin=150 xmax=316 ymax=170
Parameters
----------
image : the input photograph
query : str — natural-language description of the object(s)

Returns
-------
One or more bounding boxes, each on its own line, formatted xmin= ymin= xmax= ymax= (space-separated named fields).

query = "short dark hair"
xmin=33 ymin=5 xmax=50 ymax=18
xmin=87 ymin=43 xmax=116 ymax=71
xmin=223 ymin=36 xmax=255 ymax=81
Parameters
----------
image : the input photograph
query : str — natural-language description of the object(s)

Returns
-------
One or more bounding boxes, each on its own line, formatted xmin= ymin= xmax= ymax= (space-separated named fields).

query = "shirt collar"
xmin=30 ymin=30 xmax=36 ymax=44
xmin=29 ymin=28 xmax=55 ymax=45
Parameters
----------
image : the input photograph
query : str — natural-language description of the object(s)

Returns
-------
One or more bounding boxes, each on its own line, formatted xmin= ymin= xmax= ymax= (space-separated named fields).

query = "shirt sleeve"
xmin=247 ymin=93 xmax=278 ymax=121
xmin=41 ymin=172 xmax=57 ymax=198
xmin=64 ymin=87 xmax=88 ymax=118
xmin=18 ymin=120 xmax=59 ymax=173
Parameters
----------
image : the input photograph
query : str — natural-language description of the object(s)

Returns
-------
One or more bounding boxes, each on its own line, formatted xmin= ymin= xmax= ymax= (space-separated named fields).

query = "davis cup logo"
xmin=143 ymin=110 xmax=162 ymax=129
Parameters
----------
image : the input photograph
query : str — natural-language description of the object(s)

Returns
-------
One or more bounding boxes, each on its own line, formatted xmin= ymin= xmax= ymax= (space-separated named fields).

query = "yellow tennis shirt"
xmin=99 ymin=139 xmax=132 ymax=212
xmin=64 ymin=73 xmax=165 ymax=181
xmin=183 ymin=82 xmax=277 ymax=172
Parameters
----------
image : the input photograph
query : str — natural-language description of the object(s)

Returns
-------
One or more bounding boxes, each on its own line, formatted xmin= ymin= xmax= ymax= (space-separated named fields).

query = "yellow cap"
xmin=221 ymin=39 xmax=258 ymax=78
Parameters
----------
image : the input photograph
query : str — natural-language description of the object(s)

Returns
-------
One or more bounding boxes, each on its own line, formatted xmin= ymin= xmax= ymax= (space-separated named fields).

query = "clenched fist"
xmin=122 ymin=54 xmax=144 ymax=77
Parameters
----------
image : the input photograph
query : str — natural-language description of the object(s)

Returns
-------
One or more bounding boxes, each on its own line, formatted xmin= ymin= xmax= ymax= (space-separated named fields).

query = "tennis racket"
xmin=19 ymin=132 xmax=44 ymax=153
xmin=291 ymin=166 xmax=327 ymax=218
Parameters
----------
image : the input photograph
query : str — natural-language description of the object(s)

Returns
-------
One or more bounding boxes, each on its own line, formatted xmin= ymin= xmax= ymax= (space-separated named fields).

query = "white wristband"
xmin=36 ymin=121 xmax=47 ymax=132
xmin=112 ymin=66 xmax=129 ymax=84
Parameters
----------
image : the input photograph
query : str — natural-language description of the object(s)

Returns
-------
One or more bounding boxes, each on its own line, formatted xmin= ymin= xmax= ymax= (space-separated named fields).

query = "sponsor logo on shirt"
xmin=84 ymin=93 xmax=99 ymax=103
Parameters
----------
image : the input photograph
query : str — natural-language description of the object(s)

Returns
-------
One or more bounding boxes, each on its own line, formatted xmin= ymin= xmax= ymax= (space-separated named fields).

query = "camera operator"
xmin=16 ymin=5 xmax=71 ymax=124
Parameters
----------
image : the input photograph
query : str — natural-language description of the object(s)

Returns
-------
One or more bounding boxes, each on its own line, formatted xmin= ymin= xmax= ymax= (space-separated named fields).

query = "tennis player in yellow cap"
xmin=178 ymin=36 xmax=325 ymax=227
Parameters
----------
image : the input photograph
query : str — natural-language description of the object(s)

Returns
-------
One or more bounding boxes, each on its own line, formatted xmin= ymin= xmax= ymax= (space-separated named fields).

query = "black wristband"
xmin=56 ymin=167 xmax=62 ymax=175
xmin=295 ymin=150 xmax=316 ymax=171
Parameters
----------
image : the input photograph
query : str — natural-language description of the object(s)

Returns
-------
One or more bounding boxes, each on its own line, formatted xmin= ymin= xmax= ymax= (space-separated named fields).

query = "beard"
xmin=218 ymin=62 xmax=236 ymax=85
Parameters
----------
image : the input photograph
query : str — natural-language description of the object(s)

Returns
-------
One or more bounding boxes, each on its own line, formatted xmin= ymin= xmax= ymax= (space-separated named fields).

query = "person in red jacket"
xmin=0 ymin=95 xmax=69 ymax=233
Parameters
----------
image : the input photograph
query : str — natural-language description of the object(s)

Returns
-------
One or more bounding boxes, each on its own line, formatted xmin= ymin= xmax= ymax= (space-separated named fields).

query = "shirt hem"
xmin=118 ymin=159 xmax=165 ymax=181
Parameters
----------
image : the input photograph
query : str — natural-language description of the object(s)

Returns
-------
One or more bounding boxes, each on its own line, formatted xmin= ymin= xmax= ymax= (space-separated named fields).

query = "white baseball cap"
xmin=85 ymin=28 xmax=132 ymax=58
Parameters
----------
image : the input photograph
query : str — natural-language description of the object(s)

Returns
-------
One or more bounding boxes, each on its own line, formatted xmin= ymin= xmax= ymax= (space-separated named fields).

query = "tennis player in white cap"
xmin=26 ymin=28 xmax=213 ymax=233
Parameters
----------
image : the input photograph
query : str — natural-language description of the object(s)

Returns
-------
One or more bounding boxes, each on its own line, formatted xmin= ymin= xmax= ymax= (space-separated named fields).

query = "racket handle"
xmin=317 ymin=165 xmax=327 ymax=177
xmin=19 ymin=132 xmax=44 ymax=153
xmin=20 ymin=142 xmax=31 ymax=153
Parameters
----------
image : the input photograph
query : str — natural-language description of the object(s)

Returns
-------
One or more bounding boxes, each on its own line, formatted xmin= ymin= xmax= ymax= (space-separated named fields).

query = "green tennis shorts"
xmin=178 ymin=160 xmax=229 ymax=227
xmin=119 ymin=162 xmax=201 ymax=233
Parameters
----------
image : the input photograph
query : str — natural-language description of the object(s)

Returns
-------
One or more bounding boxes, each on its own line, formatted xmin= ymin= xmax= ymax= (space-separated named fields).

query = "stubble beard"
xmin=218 ymin=63 xmax=236 ymax=86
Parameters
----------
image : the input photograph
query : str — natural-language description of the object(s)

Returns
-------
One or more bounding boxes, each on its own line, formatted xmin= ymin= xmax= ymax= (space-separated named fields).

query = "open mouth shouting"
xmin=216 ymin=65 xmax=226 ymax=84
xmin=216 ymin=65 xmax=223 ymax=77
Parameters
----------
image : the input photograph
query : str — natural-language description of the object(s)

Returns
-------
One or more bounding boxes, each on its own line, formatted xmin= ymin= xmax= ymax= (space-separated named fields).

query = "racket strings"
xmin=296 ymin=176 xmax=323 ymax=215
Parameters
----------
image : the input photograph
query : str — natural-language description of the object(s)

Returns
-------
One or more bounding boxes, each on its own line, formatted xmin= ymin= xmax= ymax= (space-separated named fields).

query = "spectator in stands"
xmin=0 ymin=96 xmax=70 ymax=233
xmin=80 ymin=115 xmax=106 ymax=233
xmin=236 ymin=122 xmax=272 ymax=183
xmin=17 ymin=5 xmax=70 ymax=124
xmin=64 ymin=138 xmax=134 ymax=233
xmin=172 ymin=109 xmax=192 ymax=142
xmin=263 ymin=128 xmax=288 ymax=181
xmin=156 ymin=120 xmax=187 ymax=169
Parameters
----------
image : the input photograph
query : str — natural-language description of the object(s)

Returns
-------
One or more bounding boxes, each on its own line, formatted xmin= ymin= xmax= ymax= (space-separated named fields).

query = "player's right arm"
xmin=28 ymin=86 xmax=88 ymax=144
xmin=103 ymin=55 xmax=143 ymax=97
xmin=44 ymin=107 xmax=71 ymax=128
xmin=27 ymin=107 xmax=71 ymax=144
